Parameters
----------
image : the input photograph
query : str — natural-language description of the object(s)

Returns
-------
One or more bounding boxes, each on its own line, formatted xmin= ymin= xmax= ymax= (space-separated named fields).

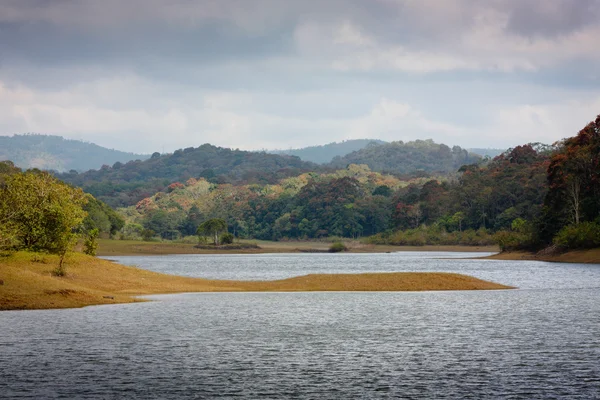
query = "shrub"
xmin=83 ymin=228 xmax=99 ymax=256
xmin=329 ymin=242 xmax=348 ymax=253
xmin=141 ymin=229 xmax=156 ymax=241
xmin=553 ymin=222 xmax=600 ymax=249
xmin=220 ymin=232 xmax=234 ymax=245
xmin=494 ymin=230 xmax=533 ymax=251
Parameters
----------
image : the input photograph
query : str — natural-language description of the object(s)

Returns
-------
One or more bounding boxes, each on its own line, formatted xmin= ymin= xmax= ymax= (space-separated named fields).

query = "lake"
xmin=1 ymin=252 xmax=599 ymax=398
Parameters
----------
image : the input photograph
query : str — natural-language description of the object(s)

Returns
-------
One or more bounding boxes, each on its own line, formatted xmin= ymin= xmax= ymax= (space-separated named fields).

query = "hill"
xmin=58 ymin=144 xmax=317 ymax=208
xmin=117 ymin=164 xmax=431 ymax=241
xmin=0 ymin=134 xmax=148 ymax=172
xmin=272 ymin=139 xmax=387 ymax=163
xmin=328 ymin=139 xmax=481 ymax=175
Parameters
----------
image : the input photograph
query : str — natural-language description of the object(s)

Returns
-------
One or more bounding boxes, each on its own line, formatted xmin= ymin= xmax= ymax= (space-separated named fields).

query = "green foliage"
xmin=494 ymin=230 xmax=534 ymax=252
xmin=220 ymin=232 xmax=234 ymax=244
xmin=553 ymin=222 xmax=600 ymax=249
xmin=197 ymin=218 xmax=228 ymax=245
xmin=83 ymin=228 xmax=100 ymax=256
xmin=367 ymin=226 xmax=495 ymax=246
xmin=83 ymin=195 xmax=124 ymax=236
xmin=0 ymin=171 xmax=87 ymax=255
xmin=329 ymin=241 xmax=348 ymax=253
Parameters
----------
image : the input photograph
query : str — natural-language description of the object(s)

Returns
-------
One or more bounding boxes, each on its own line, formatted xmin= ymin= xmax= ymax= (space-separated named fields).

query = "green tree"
xmin=0 ymin=171 xmax=87 ymax=254
xmin=197 ymin=218 xmax=228 ymax=245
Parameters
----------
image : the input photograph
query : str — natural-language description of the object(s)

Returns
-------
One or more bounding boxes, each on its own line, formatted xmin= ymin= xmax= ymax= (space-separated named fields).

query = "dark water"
xmin=1 ymin=253 xmax=600 ymax=399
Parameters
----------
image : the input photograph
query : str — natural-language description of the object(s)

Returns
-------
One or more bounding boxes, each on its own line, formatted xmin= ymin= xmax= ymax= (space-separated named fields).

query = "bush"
xmin=329 ymin=242 xmax=348 ymax=253
xmin=83 ymin=228 xmax=99 ymax=256
xmin=553 ymin=222 xmax=600 ymax=249
xmin=494 ymin=230 xmax=533 ymax=251
xmin=220 ymin=232 xmax=234 ymax=245
xmin=141 ymin=229 xmax=156 ymax=241
xmin=365 ymin=227 xmax=496 ymax=247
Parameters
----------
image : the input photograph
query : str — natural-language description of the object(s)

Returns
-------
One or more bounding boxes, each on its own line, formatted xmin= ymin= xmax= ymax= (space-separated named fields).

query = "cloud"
xmin=0 ymin=0 xmax=599 ymax=154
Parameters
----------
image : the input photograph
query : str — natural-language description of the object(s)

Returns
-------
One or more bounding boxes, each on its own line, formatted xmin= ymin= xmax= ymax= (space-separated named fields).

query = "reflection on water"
xmin=1 ymin=253 xmax=599 ymax=399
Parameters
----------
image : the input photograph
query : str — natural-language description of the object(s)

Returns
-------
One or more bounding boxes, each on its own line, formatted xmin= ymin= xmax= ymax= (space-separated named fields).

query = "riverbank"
xmin=97 ymin=238 xmax=499 ymax=256
xmin=485 ymin=248 xmax=600 ymax=264
xmin=0 ymin=251 xmax=513 ymax=311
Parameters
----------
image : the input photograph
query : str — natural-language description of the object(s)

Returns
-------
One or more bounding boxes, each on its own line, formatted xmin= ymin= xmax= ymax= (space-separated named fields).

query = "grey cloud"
xmin=504 ymin=0 xmax=599 ymax=37
xmin=1 ymin=0 xmax=599 ymax=153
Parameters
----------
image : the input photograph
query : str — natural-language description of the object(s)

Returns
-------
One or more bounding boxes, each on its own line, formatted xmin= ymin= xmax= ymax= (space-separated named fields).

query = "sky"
xmin=1 ymin=0 xmax=599 ymax=154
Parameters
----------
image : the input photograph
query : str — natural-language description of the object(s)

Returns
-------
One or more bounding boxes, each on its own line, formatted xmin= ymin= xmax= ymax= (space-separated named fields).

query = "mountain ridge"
xmin=0 ymin=134 xmax=149 ymax=172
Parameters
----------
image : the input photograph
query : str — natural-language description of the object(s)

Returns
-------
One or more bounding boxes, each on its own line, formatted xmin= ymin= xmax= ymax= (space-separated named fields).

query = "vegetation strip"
xmin=0 ymin=252 xmax=513 ymax=311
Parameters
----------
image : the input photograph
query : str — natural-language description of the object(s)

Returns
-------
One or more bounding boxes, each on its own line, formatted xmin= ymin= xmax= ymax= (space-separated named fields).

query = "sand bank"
xmin=1 ymin=252 xmax=513 ymax=311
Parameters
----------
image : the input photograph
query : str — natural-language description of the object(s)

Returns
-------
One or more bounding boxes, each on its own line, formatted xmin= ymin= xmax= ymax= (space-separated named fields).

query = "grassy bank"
xmin=97 ymin=238 xmax=499 ymax=256
xmin=0 ymin=251 xmax=513 ymax=311
xmin=485 ymin=248 xmax=600 ymax=264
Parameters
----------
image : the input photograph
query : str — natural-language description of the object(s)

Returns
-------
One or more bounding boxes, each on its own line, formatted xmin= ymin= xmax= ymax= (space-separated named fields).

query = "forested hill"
xmin=328 ymin=139 xmax=481 ymax=175
xmin=272 ymin=139 xmax=387 ymax=163
xmin=0 ymin=134 xmax=149 ymax=172
xmin=58 ymin=144 xmax=317 ymax=208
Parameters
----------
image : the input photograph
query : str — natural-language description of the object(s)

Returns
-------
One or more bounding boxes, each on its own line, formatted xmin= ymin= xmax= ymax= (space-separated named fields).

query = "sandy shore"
xmin=97 ymin=239 xmax=499 ymax=256
xmin=0 ymin=252 xmax=513 ymax=311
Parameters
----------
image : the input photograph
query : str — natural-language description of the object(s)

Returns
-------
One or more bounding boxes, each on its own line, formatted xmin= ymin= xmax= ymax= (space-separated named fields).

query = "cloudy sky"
xmin=1 ymin=0 xmax=599 ymax=153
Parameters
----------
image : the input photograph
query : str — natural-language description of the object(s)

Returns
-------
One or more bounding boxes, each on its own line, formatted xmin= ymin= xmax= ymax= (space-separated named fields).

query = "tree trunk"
xmin=568 ymin=177 xmax=581 ymax=225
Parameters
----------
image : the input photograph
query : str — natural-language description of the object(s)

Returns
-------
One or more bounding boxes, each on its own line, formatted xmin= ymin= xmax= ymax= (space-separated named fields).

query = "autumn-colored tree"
xmin=542 ymin=114 xmax=600 ymax=244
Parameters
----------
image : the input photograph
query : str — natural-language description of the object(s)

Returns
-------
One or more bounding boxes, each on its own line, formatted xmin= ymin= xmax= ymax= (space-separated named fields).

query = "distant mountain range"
xmin=272 ymin=139 xmax=387 ymax=164
xmin=272 ymin=139 xmax=505 ymax=164
xmin=0 ymin=134 xmax=148 ymax=172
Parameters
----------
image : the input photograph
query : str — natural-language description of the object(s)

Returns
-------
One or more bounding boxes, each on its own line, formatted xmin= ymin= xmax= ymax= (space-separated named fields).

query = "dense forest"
xmin=2 ymin=115 xmax=599 ymax=252
xmin=114 ymin=115 xmax=600 ymax=251
xmin=118 ymin=165 xmax=435 ymax=241
xmin=328 ymin=140 xmax=481 ymax=175
xmin=57 ymin=144 xmax=318 ymax=208
xmin=0 ymin=134 xmax=148 ymax=172
xmin=273 ymin=139 xmax=387 ymax=164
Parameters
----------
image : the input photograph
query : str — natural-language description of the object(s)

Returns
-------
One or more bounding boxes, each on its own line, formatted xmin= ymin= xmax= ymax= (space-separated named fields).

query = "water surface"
xmin=1 ymin=252 xmax=599 ymax=398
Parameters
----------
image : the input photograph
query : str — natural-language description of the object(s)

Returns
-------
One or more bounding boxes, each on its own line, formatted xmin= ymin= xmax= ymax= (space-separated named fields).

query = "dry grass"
xmin=0 ymin=251 xmax=513 ymax=311
xmin=97 ymin=238 xmax=498 ymax=256
xmin=485 ymin=248 xmax=600 ymax=264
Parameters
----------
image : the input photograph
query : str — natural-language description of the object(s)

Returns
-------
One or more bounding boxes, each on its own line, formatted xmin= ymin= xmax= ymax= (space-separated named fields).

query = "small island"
xmin=0 ymin=252 xmax=513 ymax=311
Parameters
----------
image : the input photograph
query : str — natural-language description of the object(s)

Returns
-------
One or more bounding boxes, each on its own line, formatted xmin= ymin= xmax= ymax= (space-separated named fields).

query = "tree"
xmin=197 ymin=218 xmax=228 ymax=245
xmin=0 ymin=171 xmax=88 ymax=275
xmin=0 ymin=171 xmax=87 ymax=254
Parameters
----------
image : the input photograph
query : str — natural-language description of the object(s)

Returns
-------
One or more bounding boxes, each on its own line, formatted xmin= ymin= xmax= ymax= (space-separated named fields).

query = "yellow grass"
xmin=485 ymin=248 xmax=600 ymax=264
xmin=0 ymin=251 xmax=513 ymax=311
xmin=97 ymin=238 xmax=499 ymax=256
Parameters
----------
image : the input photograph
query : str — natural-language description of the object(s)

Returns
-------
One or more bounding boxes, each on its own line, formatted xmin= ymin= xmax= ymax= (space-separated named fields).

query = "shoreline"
xmin=97 ymin=239 xmax=499 ymax=256
xmin=483 ymin=248 xmax=600 ymax=264
xmin=1 ymin=251 xmax=512 ymax=311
